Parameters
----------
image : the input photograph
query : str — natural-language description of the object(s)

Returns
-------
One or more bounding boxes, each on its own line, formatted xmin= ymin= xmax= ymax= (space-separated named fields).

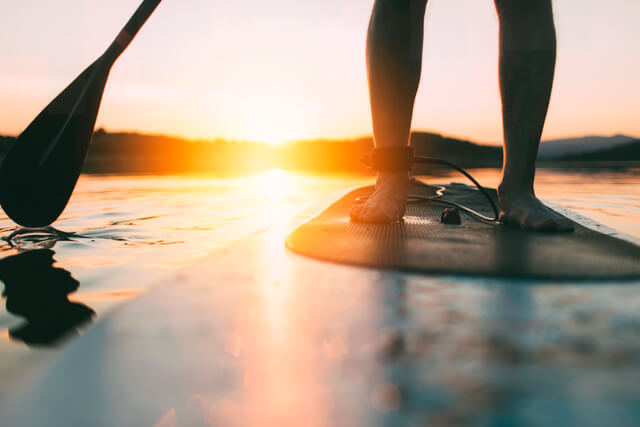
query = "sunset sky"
xmin=1 ymin=0 xmax=638 ymax=145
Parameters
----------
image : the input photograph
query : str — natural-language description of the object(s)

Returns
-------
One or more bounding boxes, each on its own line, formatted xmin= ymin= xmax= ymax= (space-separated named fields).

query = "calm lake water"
xmin=0 ymin=166 xmax=638 ymax=392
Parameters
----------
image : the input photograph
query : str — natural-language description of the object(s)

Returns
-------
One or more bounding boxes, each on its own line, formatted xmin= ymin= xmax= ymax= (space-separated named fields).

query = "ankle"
xmin=376 ymin=171 xmax=410 ymax=185
xmin=376 ymin=171 xmax=410 ymax=181
xmin=497 ymin=182 xmax=535 ymax=201
xmin=374 ymin=171 xmax=410 ymax=195
xmin=499 ymin=168 xmax=535 ymax=190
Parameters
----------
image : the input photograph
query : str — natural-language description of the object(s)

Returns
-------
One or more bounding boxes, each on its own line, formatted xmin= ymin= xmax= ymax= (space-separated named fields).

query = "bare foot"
xmin=498 ymin=186 xmax=574 ymax=232
xmin=350 ymin=172 xmax=410 ymax=223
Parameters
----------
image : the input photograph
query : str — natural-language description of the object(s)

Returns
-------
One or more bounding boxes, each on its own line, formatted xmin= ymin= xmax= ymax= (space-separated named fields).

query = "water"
xmin=0 ymin=166 xmax=638 ymax=392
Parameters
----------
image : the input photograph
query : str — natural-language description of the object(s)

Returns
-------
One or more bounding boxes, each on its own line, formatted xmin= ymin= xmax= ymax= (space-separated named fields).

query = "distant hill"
xmin=0 ymin=130 xmax=635 ymax=174
xmin=553 ymin=139 xmax=640 ymax=162
xmin=410 ymin=132 xmax=501 ymax=170
xmin=0 ymin=130 xmax=502 ymax=174
xmin=538 ymin=134 xmax=635 ymax=159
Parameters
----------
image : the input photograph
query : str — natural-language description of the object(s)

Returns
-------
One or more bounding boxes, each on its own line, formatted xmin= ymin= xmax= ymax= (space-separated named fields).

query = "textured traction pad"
xmin=286 ymin=183 xmax=640 ymax=280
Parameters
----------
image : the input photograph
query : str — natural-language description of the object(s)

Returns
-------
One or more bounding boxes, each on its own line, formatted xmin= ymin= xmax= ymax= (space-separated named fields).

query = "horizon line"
xmin=1 ymin=128 xmax=638 ymax=146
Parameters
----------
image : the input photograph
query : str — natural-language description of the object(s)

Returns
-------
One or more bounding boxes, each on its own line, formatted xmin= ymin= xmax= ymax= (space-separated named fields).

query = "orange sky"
xmin=1 ymin=0 xmax=639 ymax=145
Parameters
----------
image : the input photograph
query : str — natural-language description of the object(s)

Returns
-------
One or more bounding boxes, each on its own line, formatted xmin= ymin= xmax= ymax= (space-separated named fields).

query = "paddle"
xmin=0 ymin=0 xmax=163 ymax=227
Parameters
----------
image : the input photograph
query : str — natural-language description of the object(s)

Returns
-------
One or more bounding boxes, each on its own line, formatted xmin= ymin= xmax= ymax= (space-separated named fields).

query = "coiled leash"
xmin=356 ymin=146 xmax=500 ymax=223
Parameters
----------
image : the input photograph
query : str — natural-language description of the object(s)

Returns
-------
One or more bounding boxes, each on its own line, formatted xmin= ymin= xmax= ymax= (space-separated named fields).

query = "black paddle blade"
xmin=0 ymin=57 xmax=111 ymax=227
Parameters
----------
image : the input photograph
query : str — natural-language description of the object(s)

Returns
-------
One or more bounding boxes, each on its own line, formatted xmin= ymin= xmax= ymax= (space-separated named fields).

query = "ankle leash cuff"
xmin=370 ymin=147 xmax=415 ymax=172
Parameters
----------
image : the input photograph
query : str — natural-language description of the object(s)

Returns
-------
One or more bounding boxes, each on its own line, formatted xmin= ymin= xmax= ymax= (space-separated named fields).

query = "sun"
xmin=243 ymin=118 xmax=296 ymax=146
xmin=232 ymin=95 xmax=311 ymax=146
xmin=260 ymin=131 xmax=291 ymax=147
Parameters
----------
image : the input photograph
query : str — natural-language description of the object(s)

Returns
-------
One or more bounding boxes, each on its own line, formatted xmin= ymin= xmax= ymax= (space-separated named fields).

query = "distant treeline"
xmin=552 ymin=140 xmax=640 ymax=162
xmin=0 ymin=130 xmax=636 ymax=174
xmin=0 ymin=129 xmax=502 ymax=174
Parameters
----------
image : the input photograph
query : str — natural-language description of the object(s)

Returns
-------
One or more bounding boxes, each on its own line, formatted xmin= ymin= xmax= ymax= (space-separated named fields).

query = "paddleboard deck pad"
xmin=286 ymin=182 xmax=640 ymax=280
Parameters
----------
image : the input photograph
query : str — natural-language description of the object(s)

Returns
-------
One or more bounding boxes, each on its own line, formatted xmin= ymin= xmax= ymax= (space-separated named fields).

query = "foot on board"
xmin=350 ymin=172 xmax=410 ymax=223
xmin=498 ymin=187 xmax=574 ymax=232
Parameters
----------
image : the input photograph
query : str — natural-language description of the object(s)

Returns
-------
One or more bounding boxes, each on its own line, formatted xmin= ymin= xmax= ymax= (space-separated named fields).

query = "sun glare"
xmin=242 ymin=117 xmax=299 ymax=146
xmin=262 ymin=135 xmax=289 ymax=147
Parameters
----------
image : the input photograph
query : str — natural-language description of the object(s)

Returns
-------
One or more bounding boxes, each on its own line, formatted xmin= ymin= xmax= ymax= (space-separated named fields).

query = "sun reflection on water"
xmin=257 ymin=168 xmax=293 ymax=201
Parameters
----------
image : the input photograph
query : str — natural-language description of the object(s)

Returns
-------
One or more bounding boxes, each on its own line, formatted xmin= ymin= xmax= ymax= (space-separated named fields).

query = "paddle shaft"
xmin=106 ymin=0 xmax=162 ymax=61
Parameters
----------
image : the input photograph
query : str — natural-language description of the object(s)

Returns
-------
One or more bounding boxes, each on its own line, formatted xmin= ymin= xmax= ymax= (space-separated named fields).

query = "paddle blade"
xmin=0 ymin=58 xmax=111 ymax=227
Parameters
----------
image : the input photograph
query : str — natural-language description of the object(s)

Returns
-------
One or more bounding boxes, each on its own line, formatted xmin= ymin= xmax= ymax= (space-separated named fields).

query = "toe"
xmin=532 ymin=217 xmax=559 ymax=231
xmin=526 ymin=213 xmax=575 ymax=232
xmin=350 ymin=200 xmax=402 ymax=224
xmin=498 ymin=210 xmax=510 ymax=224
xmin=498 ymin=210 xmax=519 ymax=227
xmin=349 ymin=204 xmax=363 ymax=221
xmin=349 ymin=202 xmax=383 ymax=223
xmin=350 ymin=203 xmax=373 ymax=222
xmin=557 ymin=218 xmax=575 ymax=232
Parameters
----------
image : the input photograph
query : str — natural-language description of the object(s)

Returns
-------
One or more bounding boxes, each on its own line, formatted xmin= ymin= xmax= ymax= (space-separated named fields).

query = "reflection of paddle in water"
xmin=0 ymin=249 xmax=94 ymax=346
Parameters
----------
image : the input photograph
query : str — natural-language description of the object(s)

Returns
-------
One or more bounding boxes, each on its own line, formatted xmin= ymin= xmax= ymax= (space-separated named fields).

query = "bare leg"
xmin=350 ymin=0 xmax=427 ymax=223
xmin=495 ymin=0 xmax=573 ymax=231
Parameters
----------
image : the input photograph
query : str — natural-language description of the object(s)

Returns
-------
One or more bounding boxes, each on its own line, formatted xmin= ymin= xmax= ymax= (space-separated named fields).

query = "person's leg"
xmin=350 ymin=0 xmax=428 ymax=223
xmin=494 ymin=0 xmax=573 ymax=231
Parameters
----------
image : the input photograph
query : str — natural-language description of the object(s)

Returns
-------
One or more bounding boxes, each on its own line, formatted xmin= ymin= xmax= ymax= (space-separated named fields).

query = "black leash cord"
xmin=356 ymin=155 xmax=500 ymax=223
xmin=411 ymin=156 xmax=499 ymax=222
